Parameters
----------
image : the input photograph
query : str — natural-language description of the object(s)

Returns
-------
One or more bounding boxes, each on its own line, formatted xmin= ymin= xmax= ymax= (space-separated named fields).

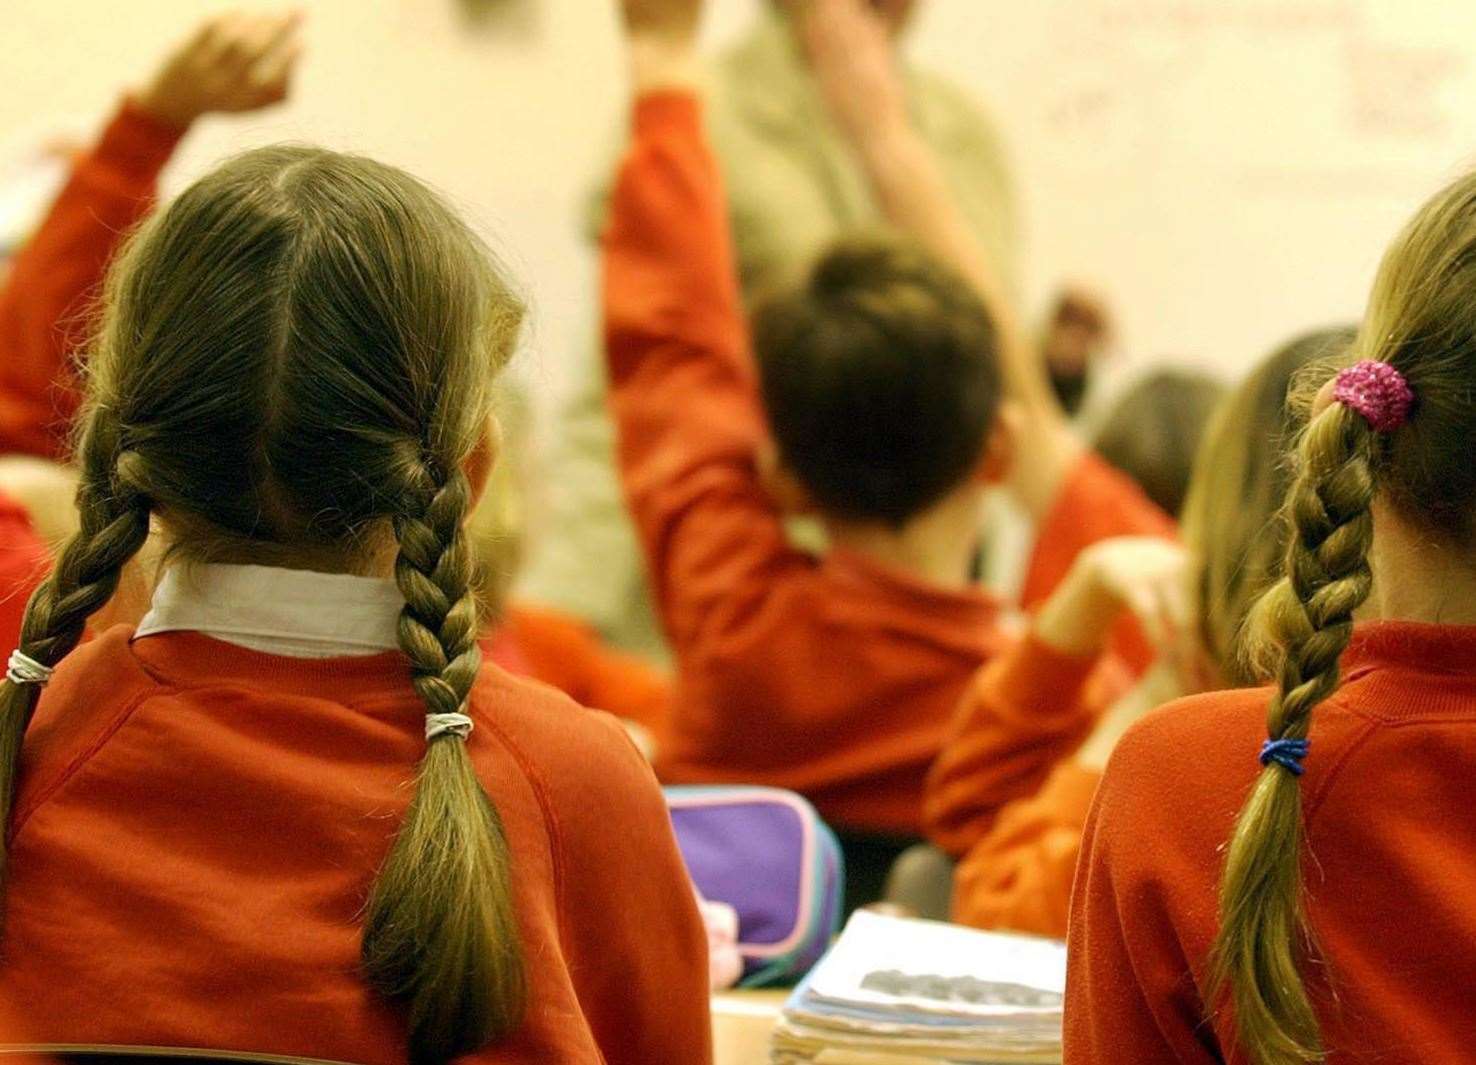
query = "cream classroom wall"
xmin=6 ymin=0 xmax=1476 ymax=413
xmin=0 ymin=0 xmax=645 ymax=416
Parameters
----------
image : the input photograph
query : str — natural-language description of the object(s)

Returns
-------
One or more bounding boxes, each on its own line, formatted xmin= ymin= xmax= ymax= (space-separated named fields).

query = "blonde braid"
xmin=362 ymin=463 xmax=526 ymax=1064
xmin=1209 ymin=401 xmax=1378 ymax=1064
xmin=0 ymin=418 xmax=150 ymax=890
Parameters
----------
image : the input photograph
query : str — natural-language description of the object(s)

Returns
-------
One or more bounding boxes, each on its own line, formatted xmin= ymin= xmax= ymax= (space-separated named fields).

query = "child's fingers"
xmin=245 ymin=10 xmax=303 ymax=66
xmin=1124 ymin=586 xmax=1170 ymax=654
xmin=224 ymin=14 xmax=284 ymax=66
xmin=198 ymin=12 xmax=254 ymax=68
xmin=178 ymin=14 xmax=221 ymax=54
xmin=250 ymin=38 xmax=303 ymax=101
xmin=1153 ymin=576 xmax=1200 ymax=686
xmin=249 ymin=18 xmax=304 ymax=91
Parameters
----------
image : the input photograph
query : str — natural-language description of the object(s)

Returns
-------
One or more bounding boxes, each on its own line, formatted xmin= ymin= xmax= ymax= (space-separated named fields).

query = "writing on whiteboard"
xmin=1042 ymin=0 xmax=1464 ymax=158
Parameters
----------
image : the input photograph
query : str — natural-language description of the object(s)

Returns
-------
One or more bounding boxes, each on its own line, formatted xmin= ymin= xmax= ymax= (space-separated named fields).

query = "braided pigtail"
xmin=1208 ymin=397 xmax=1380 ymax=1064
xmin=0 ymin=418 xmax=150 ymax=888
xmin=361 ymin=463 xmax=526 ymax=1065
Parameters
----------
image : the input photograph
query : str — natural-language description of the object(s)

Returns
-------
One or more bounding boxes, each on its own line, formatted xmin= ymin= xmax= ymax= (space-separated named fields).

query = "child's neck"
xmin=824 ymin=487 xmax=984 ymax=591
xmin=1368 ymin=504 xmax=1476 ymax=625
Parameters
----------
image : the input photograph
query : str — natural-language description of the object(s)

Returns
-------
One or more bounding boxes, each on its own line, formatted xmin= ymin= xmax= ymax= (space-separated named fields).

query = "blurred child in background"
xmin=531 ymin=0 xmax=1022 ymax=661
xmin=603 ymin=0 xmax=1172 ymax=906
xmin=1092 ymin=369 xmax=1227 ymax=518
xmin=925 ymin=327 xmax=1352 ymax=938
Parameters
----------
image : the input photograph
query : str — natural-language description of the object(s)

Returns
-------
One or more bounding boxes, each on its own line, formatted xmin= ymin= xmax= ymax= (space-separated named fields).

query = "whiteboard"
xmin=903 ymin=0 xmax=1476 ymax=380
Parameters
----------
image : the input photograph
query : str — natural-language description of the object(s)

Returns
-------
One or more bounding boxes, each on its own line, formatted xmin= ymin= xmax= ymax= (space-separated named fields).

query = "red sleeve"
xmin=1020 ymin=452 xmax=1178 ymax=673
xmin=1062 ymin=734 xmax=1216 ymax=1065
xmin=0 ymin=493 xmax=50 ymax=654
xmin=0 ymin=98 xmax=184 ymax=459
xmin=501 ymin=604 xmax=671 ymax=734
xmin=602 ymin=92 xmax=807 ymax=662
xmin=556 ymin=710 xmax=712 ymax=1064
xmin=950 ymin=761 xmax=1100 ymax=939
xmin=923 ymin=632 xmax=1127 ymax=856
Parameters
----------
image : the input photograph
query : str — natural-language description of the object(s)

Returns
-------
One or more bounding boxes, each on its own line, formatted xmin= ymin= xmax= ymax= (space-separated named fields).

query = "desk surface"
xmin=712 ymin=990 xmax=787 ymax=1065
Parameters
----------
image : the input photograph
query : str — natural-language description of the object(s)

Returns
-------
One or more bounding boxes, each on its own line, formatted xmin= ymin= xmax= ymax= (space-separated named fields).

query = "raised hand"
xmin=1033 ymin=536 xmax=1194 ymax=666
xmin=797 ymin=0 xmax=909 ymax=147
xmin=618 ymin=0 xmax=703 ymax=92
xmin=134 ymin=10 xmax=303 ymax=130
xmin=618 ymin=0 xmax=701 ymax=45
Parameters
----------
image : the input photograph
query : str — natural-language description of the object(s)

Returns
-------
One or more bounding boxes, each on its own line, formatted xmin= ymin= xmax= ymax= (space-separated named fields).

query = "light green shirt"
xmin=521 ymin=14 xmax=1019 ymax=656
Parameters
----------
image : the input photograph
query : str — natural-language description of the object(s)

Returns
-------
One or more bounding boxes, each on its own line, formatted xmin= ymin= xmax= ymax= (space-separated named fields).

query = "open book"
xmin=771 ymin=911 xmax=1065 ymax=1065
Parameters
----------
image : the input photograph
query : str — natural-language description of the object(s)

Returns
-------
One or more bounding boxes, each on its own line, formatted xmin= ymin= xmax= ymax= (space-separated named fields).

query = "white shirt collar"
xmin=134 ymin=563 xmax=404 ymax=660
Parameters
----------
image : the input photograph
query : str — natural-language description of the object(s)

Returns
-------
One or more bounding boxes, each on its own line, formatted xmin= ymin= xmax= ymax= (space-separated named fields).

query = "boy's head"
xmin=751 ymin=236 xmax=1002 ymax=529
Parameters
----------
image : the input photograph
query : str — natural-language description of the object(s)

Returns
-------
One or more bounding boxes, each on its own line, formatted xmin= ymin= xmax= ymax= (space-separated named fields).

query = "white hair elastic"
xmin=6 ymin=650 xmax=53 ymax=687
xmin=425 ymin=712 xmax=474 ymax=743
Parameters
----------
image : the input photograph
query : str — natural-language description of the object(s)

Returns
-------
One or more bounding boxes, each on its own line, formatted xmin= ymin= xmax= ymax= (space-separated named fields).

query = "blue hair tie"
xmin=1260 ymin=737 xmax=1310 ymax=776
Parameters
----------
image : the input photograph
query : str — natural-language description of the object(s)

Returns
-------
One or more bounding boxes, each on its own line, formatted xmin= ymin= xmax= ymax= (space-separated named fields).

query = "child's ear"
xmin=757 ymin=439 xmax=817 ymax=515
xmin=463 ymin=415 xmax=501 ymax=509
xmin=973 ymin=399 xmax=1021 ymax=485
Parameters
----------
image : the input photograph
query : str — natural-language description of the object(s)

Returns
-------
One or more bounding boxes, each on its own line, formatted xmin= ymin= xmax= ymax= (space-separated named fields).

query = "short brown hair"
xmin=751 ymin=236 xmax=1000 ymax=527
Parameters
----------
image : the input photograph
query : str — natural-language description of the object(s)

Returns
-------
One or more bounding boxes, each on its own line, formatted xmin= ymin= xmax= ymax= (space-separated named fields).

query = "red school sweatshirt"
xmin=1064 ymin=621 xmax=1476 ymax=1064
xmin=0 ymin=491 xmax=49 ymax=657
xmin=924 ymin=633 xmax=1125 ymax=939
xmin=0 ymin=626 xmax=712 ymax=1064
xmin=0 ymin=98 xmax=181 ymax=459
xmin=603 ymin=91 xmax=1170 ymax=836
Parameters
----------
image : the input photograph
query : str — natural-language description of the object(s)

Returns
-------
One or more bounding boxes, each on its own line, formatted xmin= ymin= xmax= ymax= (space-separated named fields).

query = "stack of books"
xmin=771 ymin=911 xmax=1066 ymax=1064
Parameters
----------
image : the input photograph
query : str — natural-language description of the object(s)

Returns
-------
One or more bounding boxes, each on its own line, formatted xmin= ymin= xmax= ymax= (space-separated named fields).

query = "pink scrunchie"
xmin=1333 ymin=360 xmax=1414 ymax=433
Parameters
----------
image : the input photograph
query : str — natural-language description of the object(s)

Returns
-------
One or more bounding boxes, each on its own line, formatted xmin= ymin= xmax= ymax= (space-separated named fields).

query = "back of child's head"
xmin=751 ymin=235 xmax=1001 ymax=528
xmin=1178 ymin=328 xmax=1355 ymax=685
xmin=1211 ymin=173 xmax=1476 ymax=1065
xmin=1092 ymin=369 xmax=1226 ymax=518
xmin=0 ymin=145 xmax=527 ymax=1062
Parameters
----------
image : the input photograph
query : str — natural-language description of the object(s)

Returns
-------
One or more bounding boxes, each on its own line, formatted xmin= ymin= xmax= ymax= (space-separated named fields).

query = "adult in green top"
xmin=525 ymin=0 xmax=1019 ymax=656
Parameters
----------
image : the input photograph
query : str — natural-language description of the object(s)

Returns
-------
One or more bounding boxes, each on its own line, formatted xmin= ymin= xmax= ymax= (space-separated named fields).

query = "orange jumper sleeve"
xmin=602 ymin=92 xmax=808 ymax=664
xmin=0 ymin=99 xmax=184 ymax=459
xmin=924 ymin=633 xmax=1126 ymax=857
xmin=949 ymin=761 xmax=1103 ymax=938
xmin=499 ymin=603 xmax=670 ymax=734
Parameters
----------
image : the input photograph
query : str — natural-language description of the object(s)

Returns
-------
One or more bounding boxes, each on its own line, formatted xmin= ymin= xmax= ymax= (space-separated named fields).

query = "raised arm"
xmin=604 ymin=0 xmax=807 ymax=658
xmin=926 ymin=537 xmax=1189 ymax=853
xmin=798 ymin=0 xmax=1081 ymax=518
xmin=950 ymin=760 xmax=1104 ymax=938
xmin=924 ymin=632 xmax=1118 ymax=856
xmin=0 ymin=11 xmax=302 ymax=459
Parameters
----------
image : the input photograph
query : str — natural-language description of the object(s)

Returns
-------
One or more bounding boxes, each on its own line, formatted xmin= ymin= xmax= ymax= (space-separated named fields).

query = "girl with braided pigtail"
xmin=0 ymin=415 xmax=152 ymax=884
xmin=0 ymin=139 xmax=709 ymax=1064
xmin=1066 ymin=168 xmax=1476 ymax=1065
